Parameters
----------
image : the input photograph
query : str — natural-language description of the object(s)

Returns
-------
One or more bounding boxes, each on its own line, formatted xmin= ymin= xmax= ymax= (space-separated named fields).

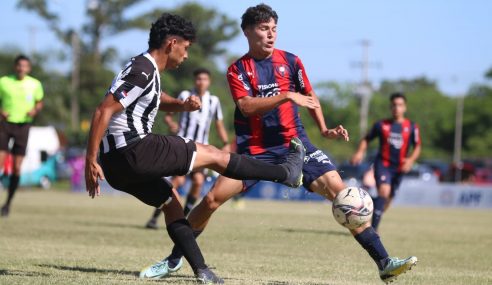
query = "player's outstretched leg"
xmin=195 ymin=137 xmax=305 ymax=188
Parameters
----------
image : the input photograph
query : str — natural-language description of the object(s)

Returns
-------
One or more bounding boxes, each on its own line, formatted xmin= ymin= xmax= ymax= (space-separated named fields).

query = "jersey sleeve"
xmin=177 ymin=90 xmax=190 ymax=101
xmin=411 ymin=123 xmax=421 ymax=147
xmin=34 ymin=80 xmax=44 ymax=101
xmin=365 ymin=122 xmax=380 ymax=141
xmin=109 ymin=58 xmax=154 ymax=108
xmin=293 ymin=56 xmax=313 ymax=95
xmin=227 ymin=64 xmax=253 ymax=101
xmin=214 ymin=98 xmax=224 ymax=121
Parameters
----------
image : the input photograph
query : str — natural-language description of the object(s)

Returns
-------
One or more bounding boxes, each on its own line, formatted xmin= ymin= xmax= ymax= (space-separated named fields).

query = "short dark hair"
xmin=390 ymin=92 xmax=407 ymax=103
xmin=148 ymin=13 xmax=196 ymax=50
xmin=193 ymin=67 xmax=211 ymax=77
xmin=241 ymin=4 xmax=278 ymax=30
xmin=14 ymin=54 xmax=31 ymax=65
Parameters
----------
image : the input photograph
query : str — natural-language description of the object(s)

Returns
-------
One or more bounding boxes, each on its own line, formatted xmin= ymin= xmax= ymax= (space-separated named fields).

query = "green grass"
xmin=1 ymin=189 xmax=491 ymax=285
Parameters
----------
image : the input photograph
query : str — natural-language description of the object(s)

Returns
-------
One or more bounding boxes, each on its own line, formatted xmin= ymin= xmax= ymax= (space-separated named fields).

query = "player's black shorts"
xmin=0 ymin=121 xmax=31 ymax=156
xmin=100 ymin=134 xmax=197 ymax=208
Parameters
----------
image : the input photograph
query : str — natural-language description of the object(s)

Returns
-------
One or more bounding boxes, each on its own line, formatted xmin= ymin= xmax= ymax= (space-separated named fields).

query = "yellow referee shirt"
xmin=0 ymin=75 xmax=44 ymax=123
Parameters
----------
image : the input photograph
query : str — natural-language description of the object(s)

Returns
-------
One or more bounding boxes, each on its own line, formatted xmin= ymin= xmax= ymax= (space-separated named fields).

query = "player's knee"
xmin=203 ymin=192 xmax=222 ymax=211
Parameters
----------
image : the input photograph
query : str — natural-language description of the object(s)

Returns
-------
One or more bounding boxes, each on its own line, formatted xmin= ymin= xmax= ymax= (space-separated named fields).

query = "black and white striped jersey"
xmin=101 ymin=52 xmax=160 ymax=153
xmin=177 ymin=90 xmax=223 ymax=145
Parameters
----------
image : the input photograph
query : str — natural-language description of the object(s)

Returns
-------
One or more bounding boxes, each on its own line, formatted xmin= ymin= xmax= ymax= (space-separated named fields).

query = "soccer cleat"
xmin=145 ymin=218 xmax=159 ymax=230
xmin=379 ymin=256 xmax=418 ymax=283
xmin=195 ymin=268 xmax=224 ymax=284
xmin=279 ymin=137 xmax=305 ymax=188
xmin=1 ymin=205 xmax=9 ymax=218
xmin=139 ymin=257 xmax=183 ymax=279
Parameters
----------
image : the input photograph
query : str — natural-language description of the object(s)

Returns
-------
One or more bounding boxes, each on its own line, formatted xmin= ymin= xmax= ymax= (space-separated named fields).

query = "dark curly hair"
xmin=148 ymin=13 xmax=196 ymax=50
xmin=14 ymin=54 xmax=31 ymax=65
xmin=390 ymin=92 xmax=407 ymax=103
xmin=240 ymin=4 xmax=278 ymax=30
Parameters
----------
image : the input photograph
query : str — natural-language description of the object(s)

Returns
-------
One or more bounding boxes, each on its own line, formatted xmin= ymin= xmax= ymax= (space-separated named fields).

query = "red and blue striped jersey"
xmin=366 ymin=119 xmax=421 ymax=172
xmin=227 ymin=49 xmax=313 ymax=155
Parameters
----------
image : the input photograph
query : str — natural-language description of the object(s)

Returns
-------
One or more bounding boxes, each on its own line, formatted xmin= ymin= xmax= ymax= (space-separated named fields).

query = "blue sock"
xmin=354 ymin=227 xmax=389 ymax=270
xmin=371 ymin=196 xmax=386 ymax=231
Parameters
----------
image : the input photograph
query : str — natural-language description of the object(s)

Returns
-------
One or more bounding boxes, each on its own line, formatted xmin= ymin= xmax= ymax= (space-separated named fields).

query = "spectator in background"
xmin=0 ymin=55 xmax=44 ymax=217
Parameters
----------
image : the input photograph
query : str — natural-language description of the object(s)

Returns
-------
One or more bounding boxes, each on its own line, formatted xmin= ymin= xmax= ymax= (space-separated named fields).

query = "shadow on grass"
xmin=276 ymin=227 xmax=350 ymax=236
xmin=0 ymin=269 xmax=50 ymax=277
xmin=37 ymin=264 xmax=139 ymax=276
xmin=77 ymin=220 xmax=150 ymax=230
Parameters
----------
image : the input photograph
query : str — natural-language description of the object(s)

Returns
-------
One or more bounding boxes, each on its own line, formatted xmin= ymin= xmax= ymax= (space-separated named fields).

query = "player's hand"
xmin=322 ymin=125 xmax=349 ymax=141
xmin=85 ymin=158 xmax=105 ymax=199
xmin=27 ymin=109 xmax=37 ymax=118
xmin=0 ymin=111 xmax=8 ymax=120
xmin=401 ymin=158 xmax=414 ymax=173
xmin=221 ymin=143 xmax=231 ymax=152
xmin=168 ymin=121 xmax=179 ymax=134
xmin=184 ymin=95 xmax=201 ymax=111
xmin=350 ymin=151 xmax=364 ymax=165
xmin=288 ymin=92 xmax=319 ymax=109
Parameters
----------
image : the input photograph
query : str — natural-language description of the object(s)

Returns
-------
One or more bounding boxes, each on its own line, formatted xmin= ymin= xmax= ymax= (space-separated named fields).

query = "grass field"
xmin=1 ymin=189 xmax=491 ymax=285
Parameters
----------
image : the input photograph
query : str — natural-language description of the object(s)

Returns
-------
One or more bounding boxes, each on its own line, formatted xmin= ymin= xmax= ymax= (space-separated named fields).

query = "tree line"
xmin=1 ymin=1 xmax=490 ymax=163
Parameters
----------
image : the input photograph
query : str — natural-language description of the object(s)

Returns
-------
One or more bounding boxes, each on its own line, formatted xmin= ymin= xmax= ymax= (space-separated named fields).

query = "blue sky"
xmin=1 ymin=0 xmax=491 ymax=95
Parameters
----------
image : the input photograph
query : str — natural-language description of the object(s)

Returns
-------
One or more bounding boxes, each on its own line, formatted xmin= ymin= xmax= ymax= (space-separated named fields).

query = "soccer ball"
xmin=332 ymin=187 xmax=373 ymax=229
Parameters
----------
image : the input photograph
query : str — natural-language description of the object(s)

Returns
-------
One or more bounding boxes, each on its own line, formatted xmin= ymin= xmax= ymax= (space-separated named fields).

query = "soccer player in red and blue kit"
xmin=142 ymin=5 xmax=417 ymax=283
xmin=352 ymin=93 xmax=421 ymax=231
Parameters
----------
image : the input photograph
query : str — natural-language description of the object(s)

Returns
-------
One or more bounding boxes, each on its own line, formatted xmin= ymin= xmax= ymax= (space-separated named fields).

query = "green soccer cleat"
xmin=139 ymin=257 xmax=183 ymax=279
xmin=379 ymin=256 xmax=418 ymax=283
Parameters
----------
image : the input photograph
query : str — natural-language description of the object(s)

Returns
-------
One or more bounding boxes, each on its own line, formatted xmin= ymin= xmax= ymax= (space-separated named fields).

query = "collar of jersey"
xmin=142 ymin=52 xmax=159 ymax=73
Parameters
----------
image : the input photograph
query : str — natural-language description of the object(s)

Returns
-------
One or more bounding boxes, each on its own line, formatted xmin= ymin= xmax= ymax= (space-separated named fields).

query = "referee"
xmin=145 ymin=68 xmax=230 ymax=229
xmin=0 ymin=55 xmax=44 ymax=217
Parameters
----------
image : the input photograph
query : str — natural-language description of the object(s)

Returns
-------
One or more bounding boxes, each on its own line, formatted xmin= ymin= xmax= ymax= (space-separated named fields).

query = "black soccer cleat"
xmin=145 ymin=218 xmax=158 ymax=230
xmin=1 ymin=204 xmax=9 ymax=218
xmin=279 ymin=137 xmax=305 ymax=188
xmin=195 ymin=268 xmax=224 ymax=284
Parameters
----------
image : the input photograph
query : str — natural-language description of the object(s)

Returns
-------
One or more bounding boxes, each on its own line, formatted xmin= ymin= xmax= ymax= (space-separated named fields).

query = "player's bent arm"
xmin=237 ymin=91 xmax=319 ymax=117
xmin=159 ymin=92 xmax=201 ymax=112
xmin=215 ymin=120 xmax=230 ymax=149
xmin=351 ymin=139 xmax=369 ymax=165
xmin=407 ymin=143 xmax=422 ymax=163
xmin=236 ymin=92 xmax=291 ymax=117
xmin=305 ymin=91 xmax=328 ymax=132
xmin=85 ymin=94 xmax=124 ymax=198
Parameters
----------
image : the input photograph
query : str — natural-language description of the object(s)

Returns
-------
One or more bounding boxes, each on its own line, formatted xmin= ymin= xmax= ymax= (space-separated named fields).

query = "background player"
xmin=145 ymin=67 xmax=230 ymax=229
xmin=85 ymin=13 xmax=305 ymax=283
xmin=351 ymin=92 xmax=421 ymax=231
xmin=143 ymin=4 xmax=417 ymax=283
xmin=0 ymin=55 xmax=44 ymax=217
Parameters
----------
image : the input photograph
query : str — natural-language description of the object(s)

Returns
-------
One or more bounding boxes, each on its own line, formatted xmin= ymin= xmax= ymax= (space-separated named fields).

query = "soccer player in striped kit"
xmin=352 ymin=92 xmax=421 ymax=231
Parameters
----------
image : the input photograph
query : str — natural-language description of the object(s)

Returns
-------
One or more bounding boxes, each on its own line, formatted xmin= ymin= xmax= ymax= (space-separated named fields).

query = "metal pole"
xmin=71 ymin=32 xmax=80 ymax=131
xmin=359 ymin=40 xmax=371 ymax=137
xmin=453 ymin=96 xmax=464 ymax=182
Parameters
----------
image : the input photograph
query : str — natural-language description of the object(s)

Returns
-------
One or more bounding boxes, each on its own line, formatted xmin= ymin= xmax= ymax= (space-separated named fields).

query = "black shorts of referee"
xmin=100 ymin=134 xmax=196 ymax=208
